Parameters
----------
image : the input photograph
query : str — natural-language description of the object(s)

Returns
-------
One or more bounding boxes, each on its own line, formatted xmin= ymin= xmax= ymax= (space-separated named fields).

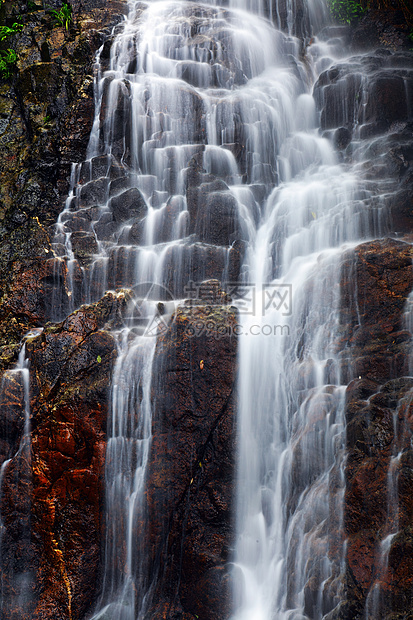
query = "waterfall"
xmin=91 ymin=331 xmax=156 ymax=619
xmin=43 ymin=0 xmax=412 ymax=617
xmin=0 ymin=340 xmax=33 ymax=615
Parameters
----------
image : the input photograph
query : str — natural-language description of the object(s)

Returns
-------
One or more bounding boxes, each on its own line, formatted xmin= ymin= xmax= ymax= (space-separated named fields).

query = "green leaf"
xmin=0 ymin=48 xmax=17 ymax=79
xmin=97 ymin=355 xmax=102 ymax=363
xmin=327 ymin=0 xmax=365 ymax=24
xmin=0 ymin=22 xmax=23 ymax=41
xmin=49 ymin=3 xmax=73 ymax=30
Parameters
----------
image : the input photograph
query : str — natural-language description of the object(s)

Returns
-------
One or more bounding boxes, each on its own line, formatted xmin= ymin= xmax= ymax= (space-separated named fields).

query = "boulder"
xmin=110 ymin=187 xmax=148 ymax=223
xmin=196 ymin=191 xmax=242 ymax=246
xmin=314 ymin=52 xmax=413 ymax=136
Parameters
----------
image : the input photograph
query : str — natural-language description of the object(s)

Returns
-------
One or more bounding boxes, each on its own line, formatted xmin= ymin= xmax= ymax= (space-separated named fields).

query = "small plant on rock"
xmin=0 ymin=21 xmax=23 ymax=40
xmin=0 ymin=48 xmax=17 ymax=79
xmin=49 ymin=2 xmax=72 ymax=30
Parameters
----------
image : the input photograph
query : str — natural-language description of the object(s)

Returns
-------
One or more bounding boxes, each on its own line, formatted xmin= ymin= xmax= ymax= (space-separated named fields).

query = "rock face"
xmin=145 ymin=289 xmax=238 ymax=619
xmin=0 ymin=2 xmax=131 ymax=617
xmin=312 ymin=36 xmax=413 ymax=617
xmin=339 ymin=239 xmax=413 ymax=619
xmin=314 ymin=50 xmax=413 ymax=138
xmin=0 ymin=290 xmax=131 ymax=620
xmin=350 ymin=7 xmax=412 ymax=52
xmin=0 ymin=0 xmax=128 ymax=367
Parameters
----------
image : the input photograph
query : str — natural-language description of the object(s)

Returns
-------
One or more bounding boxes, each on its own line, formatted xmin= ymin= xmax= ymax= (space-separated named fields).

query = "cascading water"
xmin=43 ymin=0 xmax=413 ymax=618
xmin=91 ymin=331 xmax=156 ymax=619
xmin=230 ymin=109 xmax=387 ymax=619
xmin=0 ymin=340 xmax=33 ymax=615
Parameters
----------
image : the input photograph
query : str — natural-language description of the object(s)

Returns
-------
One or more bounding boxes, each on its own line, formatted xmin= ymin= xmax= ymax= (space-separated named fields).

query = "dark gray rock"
xmin=110 ymin=188 xmax=148 ymax=222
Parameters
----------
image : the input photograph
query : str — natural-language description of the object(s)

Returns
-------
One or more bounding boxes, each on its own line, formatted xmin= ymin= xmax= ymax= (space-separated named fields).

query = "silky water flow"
xmin=0 ymin=340 xmax=33 ymax=615
xmin=6 ymin=0 xmax=406 ymax=617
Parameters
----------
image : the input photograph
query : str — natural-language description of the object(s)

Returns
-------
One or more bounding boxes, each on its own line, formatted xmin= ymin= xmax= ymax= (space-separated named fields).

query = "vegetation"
xmin=49 ymin=2 xmax=72 ymax=30
xmin=0 ymin=48 xmax=17 ymax=78
xmin=0 ymin=22 xmax=23 ymax=40
xmin=328 ymin=0 xmax=413 ymax=26
xmin=328 ymin=0 xmax=365 ymax=23
xmin=0 ymin=0 xmax=75 ymax=80
xmin=0 ymin=16 xmax=22 ymax=80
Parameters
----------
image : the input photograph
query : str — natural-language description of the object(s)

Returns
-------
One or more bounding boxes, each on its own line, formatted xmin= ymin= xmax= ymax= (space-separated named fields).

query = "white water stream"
xmin=0 ymin=342 xmax=32 ymax=614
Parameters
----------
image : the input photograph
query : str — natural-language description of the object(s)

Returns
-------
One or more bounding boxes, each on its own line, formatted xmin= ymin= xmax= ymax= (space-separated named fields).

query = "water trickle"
xmin=91 ymin=329 xmax=156 ymax=620
xmin=0 ymin=340 xmax=33 ymax=614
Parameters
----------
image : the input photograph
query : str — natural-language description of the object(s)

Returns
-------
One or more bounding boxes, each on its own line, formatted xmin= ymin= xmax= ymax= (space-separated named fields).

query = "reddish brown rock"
xmin=340 ymin=239 xmax=413 ymax=618
xmin=339 ymin=238 xmax=413 ymax=382
xmin=0 ymin=290 xmax=131 ymax=620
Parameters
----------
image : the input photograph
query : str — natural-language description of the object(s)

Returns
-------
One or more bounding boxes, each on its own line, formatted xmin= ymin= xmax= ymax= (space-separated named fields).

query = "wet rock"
xmin=0 ymin=0 xmax=128 ymax=347
xmin=364 ymin=75 xmax=408 ymax=126
xmin=315 ymin=69 xmax=363 ymax=131
xmin=110 ymin=187 xmax=147 ymax=223
xmin=314 ymin=51 xmax=413 ymax=136
xmin=93 ymin=211 xmax=117 ymax=241
xmin=70 ymin=232 xmax=99 ymax=264
xmin=80 ymin=155 xmax=120 ymax=183
xmin=108 ymin=175 xmax=130 ymax=196
xmin=273 ymin=0 xmax=311 ymax=38
xmin=0 ymin=253 xmax=71 ymax=355
xmin=61 ymin=212 xmax=92 ymax=233
xmin=334 ymin=127 xmax=352 ymax=150
xmin=0 ymin=371 xmax=28 ymax=462
xmin=160 ymin=243 xmax=234 ymax=297
xmin=350 ymin=9 xmax=411 ymax=53
xmin=340 ymin=238 xmax=413 ymax=362
xmin=99 ymin=77 xmax=132 ymax=146
xmin=340 ymin=239 xmax=413 ymax=617
xmin=196 ymin=191 xmax=243 ymax=246
xmin=127 ymin=217 xmax=145 ymax=244
xmin=79 ymin=178 xmax=108 ymax=208
xmin=106 ymin=245 xmax=140 ymax=290
xmin=185 ymin=278 xmax=232 ymax=306
xmin=145 ymin=300 xmax=238 ymax=619
xmin=0 ymin=291 xmax=132 ymax=620
xmin=185 ymin=150 xmax=245 ymax=246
